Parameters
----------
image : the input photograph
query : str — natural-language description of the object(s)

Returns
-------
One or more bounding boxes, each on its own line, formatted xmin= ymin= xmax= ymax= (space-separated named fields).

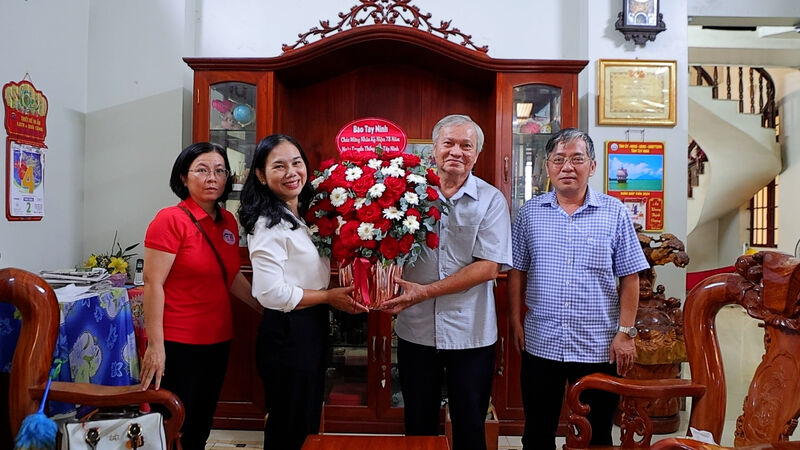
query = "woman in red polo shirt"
xmin=139 ymin=142 xmax=259 ymax=450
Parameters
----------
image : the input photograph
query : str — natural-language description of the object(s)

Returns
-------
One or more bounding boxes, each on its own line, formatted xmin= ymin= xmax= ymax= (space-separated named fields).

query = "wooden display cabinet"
xmin=185 ymin=8 xmax=586 ymax=435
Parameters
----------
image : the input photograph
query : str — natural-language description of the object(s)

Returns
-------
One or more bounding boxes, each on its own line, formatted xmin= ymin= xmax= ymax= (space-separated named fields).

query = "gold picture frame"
xmin=597 ymin=59 xmax=676 ymax=126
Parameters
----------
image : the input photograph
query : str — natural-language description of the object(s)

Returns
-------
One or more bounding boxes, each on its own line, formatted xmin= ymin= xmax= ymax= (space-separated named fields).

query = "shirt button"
xmin=564 ymin=302 xmax=569 ymax=308
xmin=563 ymin=323 xmax=569 ymax=328
xmin=565 ymin=280 xmax=571 ymax=286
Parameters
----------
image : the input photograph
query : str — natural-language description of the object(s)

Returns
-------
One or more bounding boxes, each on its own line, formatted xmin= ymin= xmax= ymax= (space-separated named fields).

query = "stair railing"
xmin=690 ymin=65 xmax=778 ymax=133
xmin=687 ymin=140 xmax=708 ymax=198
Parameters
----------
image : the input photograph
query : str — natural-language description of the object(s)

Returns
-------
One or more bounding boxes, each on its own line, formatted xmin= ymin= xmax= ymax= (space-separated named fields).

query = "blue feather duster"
xmin=14 ymin=361 xmax=63 ymax=450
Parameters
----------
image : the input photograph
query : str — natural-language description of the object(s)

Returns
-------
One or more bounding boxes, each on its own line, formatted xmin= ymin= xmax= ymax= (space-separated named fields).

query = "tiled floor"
xmin=206 ymin=305 xmax=795 ymax=449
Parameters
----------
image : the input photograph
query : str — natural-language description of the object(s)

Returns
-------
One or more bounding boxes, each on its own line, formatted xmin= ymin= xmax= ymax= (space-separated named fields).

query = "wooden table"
xmin=302 ymin=434 xmax=450 ymax=449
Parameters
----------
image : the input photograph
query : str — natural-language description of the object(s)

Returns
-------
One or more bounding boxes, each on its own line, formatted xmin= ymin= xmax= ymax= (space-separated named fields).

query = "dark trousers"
xmin=520 ymin=352 xmax=618 ymax=450
xmin=256 ymin=305 xmax=329 ymax=450
xmin=160 ymin=340 xmax=230 ymax=450
xmin=397 ymin=338 xmax=495 ymax=450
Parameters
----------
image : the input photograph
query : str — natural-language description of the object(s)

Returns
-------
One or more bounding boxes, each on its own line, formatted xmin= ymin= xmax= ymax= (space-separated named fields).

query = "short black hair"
xmin=544 ymin=128 xmax=595 ymax=160
xmin=169 ymin=142 xmax=234 ymax=202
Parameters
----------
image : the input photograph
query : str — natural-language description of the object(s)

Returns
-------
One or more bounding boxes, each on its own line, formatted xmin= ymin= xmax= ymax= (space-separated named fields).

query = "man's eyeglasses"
xmin=189 ymin=168 xmax=230 ymax=178
xmin=547 ymin=155 xmax=590 ymax=167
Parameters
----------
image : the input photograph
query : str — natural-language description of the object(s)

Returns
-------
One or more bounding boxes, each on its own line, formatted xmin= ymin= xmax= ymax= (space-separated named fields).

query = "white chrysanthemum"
xmin=381 ymin=165 xmax=405 ymax=178
xmin=311 ymin=176 xmax=325 ymax=189
xmin=357 ymin=222 xmax=376 ymax=240
xmin=404 ymin=192 xmax=419 ymax=205
xmin=403 ymin=216 xmax=420 ymax=234
xmin=335 ymin=216 xmax=345 ymax=235
xmin=367 ymin=159 xmax=383 ymax=169
xmin=383 ymin=206 xmax=404 ymax=220
xmin=345 ymin=166 xmax=363 ymax=181
xmin=354 ymin=198 xmax=367 ymax=209
xmin=391 ymin=156 xmax=405 ymax=167
xmin=406 ymin=173 xmax=426 ymax=185
xmin=330 ymin=187 xmax=349 ymax=207
xmin=368 ymin=183 xmax=386 ymax=198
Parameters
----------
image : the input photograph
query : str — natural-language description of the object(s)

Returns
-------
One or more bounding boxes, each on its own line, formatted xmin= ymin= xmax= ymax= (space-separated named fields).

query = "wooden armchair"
xmin=2 ymin=267 xmax=184 ymax=446
xmin=564 ymin=252 xmax=800 ymax=449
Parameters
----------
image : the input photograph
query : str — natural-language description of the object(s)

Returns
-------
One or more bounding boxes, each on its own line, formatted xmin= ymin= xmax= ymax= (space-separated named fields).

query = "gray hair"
xmin=545 ymin=128 xmax=595 ymax=160
xmin=431 ymin=114 xmax=485 ymax=153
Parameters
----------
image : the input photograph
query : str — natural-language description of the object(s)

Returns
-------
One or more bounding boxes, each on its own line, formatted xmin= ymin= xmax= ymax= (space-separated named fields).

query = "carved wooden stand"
xmin=621 ymin=226 xmax=690 ymax=433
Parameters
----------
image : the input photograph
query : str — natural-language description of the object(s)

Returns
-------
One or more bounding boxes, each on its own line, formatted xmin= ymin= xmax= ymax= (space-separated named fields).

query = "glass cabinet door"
xmin=208 ymin=82 xmax=257 ymax=246
xmin=510 ymin=84 xmax=562 ymax=219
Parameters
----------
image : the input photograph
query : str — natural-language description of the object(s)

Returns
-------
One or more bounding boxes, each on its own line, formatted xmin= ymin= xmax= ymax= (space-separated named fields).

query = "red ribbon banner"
xmin=352 ymin=257 xmax=373 ymax=307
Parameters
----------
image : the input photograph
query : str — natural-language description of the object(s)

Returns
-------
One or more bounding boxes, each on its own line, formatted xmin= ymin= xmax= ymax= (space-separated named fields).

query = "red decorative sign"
xmin=3 ymin=80 xmax=48 ymax=142
xmin=335 ymin=117 xmax=407 ymax=154
xmin=605 ymin=141 xmax=665 ymax=232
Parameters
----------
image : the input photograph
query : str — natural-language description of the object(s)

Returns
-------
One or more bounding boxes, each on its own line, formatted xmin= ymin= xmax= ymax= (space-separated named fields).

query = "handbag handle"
xmin=178 ymin=205 xmax=229 ymax=288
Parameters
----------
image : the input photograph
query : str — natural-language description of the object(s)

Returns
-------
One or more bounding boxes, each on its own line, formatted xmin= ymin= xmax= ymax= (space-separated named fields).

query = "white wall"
xmin=0 ymin=1 xmax=89 ymax=272
xmin=82 ymin=0 xmax=190 ymax=261
xmin=778 ymin=72 xmax=800 ymax=256
xmin=583 ymin=1 xmax=689 ymax=298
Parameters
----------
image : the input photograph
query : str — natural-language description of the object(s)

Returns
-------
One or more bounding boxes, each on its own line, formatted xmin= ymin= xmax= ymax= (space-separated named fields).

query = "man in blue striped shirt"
xmin=508 ymin=128 xmax=649 ymax=449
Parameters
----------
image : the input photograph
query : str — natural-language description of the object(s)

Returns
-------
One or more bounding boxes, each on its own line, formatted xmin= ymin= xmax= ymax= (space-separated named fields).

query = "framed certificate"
xmin=597 ymin=59 xmax=676 ymax=126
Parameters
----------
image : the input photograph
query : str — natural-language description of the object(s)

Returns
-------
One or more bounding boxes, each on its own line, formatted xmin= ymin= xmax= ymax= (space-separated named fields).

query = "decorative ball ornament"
xmin=232 ymin=104 xmax=254 ymax=126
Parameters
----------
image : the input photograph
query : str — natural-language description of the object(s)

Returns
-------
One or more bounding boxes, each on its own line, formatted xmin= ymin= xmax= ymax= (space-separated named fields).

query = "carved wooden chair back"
xmin=564 ymin=251 xmax=800 ymax=449
xmin=1 ymin=267 xmax=185 ymax=445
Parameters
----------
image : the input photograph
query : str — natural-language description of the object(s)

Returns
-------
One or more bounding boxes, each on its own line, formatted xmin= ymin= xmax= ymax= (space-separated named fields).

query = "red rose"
xmin=363 ymin=239 xmax=377 ymax=250
xmin=336 ymin=197 xmax=355 ymax=216
xmin=377 ymin=191 xmax=400 ymax=208
xmin=316 ymin=216 xmax=336 ymax=237
xmin=357 ymin=151 xmax=378 ymax=164
xmin=319 ymin=158 xmax=336 ymax=170
xmin=352 ymin=173 xmax=376 ymax=197
xmin=427 ymin=205 xmax=441 ymax=220
xmin=380 ymin=236 xmax=401 ymax=260
xmin=406 ymin=208 xmax=421 ymax=219
xmin=305 ymin=205 xmax=320 ymax=224
xmin=328 ymin=165 xmax=351 ymax=188
xmin=340 ymin=221 xmax=362 ymax=249
xmin=380 ymin=150 xmax=404 ymax=161
xmin=425 ymin=186 xmax=439 ymax=201
xmin=399 ymin=234 xmax=414 ymax=253
xmin=426 ymin=232 xmax=439 ymax=249
xmin=340 ymin=151 xmax=361 ymax=163
xmin=426 ymin=169 xmax=440 ymax=187
xmin=316 ymin=198 xmax=333 ymax=213
xmin=332 ymin=239 xmax=350 ymax=262
xmin=401 ymin=153 xmax=421 ymax=167
xmin=356 ymin=202 xmax=382 ymax=223
xmin=384 ymin=177 xmax=406 ymax=198
xmin=375 ymin=218 xmax=392 ymax=233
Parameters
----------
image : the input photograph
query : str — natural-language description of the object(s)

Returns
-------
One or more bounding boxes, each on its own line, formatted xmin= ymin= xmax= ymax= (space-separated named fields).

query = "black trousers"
xmin=256 ymin=304 xmax=329 ymax=450
xmin=160 ymin=340 xmax=230 ymax=450
xmin=397 ymin=338 xmax=495 ymax=450
xmin=520 ymin=352 xmax=618 ymax=450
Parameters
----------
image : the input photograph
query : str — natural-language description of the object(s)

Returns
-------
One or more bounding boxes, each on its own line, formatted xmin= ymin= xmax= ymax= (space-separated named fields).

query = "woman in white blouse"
xmin=238 ymin=134 xmax=368 ymax=450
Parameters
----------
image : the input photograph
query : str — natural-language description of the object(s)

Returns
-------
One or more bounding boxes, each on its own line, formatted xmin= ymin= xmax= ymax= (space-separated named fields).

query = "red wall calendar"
xmin=4 ymin=79 xmax=48 ymax=221
xmin=604 ymin=140 xmax=664 ymax=231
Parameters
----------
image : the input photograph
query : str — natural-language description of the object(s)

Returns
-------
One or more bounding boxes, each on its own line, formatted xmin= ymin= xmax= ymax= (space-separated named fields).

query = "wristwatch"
xmin=617 ymin=325 xmax=638 ymax=338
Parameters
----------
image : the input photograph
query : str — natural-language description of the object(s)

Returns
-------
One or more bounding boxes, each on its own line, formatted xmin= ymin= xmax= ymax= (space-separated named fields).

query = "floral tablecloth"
xmin=0 ymin=286 xmax=140 ymax=414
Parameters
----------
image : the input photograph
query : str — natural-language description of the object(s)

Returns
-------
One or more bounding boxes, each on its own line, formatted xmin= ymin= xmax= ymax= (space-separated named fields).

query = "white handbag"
xmin=61 ymin=412 xmax=166 ymax=449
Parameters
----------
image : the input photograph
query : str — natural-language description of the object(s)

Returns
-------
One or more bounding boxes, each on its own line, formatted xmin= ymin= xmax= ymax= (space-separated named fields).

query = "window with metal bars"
xmin=748 ymin=178 xmax=777 ymax=248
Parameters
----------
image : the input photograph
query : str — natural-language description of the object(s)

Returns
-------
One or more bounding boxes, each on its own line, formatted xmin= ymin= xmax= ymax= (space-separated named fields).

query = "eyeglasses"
xmin=189 ymin=168 xmax=230 ymax=178
xmin=547 ymin=155 xmax=590 ymax=167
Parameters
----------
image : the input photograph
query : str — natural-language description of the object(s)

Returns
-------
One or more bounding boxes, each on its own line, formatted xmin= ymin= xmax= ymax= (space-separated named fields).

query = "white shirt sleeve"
xmin=248 ymin=220 xmax=305 ymax=312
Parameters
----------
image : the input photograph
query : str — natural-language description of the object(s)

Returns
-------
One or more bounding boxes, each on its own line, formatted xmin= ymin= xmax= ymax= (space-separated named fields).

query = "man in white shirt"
xmin=379 ymin=114 xmax=512 ymax=450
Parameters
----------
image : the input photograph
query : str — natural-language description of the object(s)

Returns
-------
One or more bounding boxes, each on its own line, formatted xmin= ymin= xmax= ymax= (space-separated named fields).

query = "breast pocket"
xmin=442 ymin=224 xmax=479 ymax=275
xmin=581 ymin=235 xmax=613 ymax=270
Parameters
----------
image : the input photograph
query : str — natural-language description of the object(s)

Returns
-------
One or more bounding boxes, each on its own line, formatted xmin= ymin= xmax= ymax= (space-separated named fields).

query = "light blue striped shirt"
xmin=396 ymin=174 xmax=513 ymax=350
xmin=511 ymin=188 xmax=649 ymax=363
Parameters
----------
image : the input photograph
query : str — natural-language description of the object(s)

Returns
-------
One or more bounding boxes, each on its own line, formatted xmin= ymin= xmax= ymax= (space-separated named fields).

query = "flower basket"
xmin=339 ymin=260 xmax=403 ymax=309
xmin=307 ymin=145 xmax=445 ymax=308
